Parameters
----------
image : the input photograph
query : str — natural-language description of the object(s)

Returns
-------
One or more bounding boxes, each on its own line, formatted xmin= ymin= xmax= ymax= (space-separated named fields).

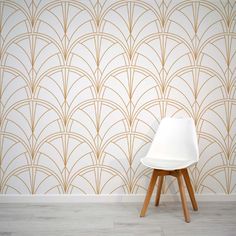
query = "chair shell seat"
xmin=141 ymin=157 xmax=197 ymax=171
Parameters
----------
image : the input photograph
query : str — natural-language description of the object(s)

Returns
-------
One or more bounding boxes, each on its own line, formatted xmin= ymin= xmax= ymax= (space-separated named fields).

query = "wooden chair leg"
xmin=155 ymin=176 xmax=164 ymax=206
xmin=177 ymin=171 xmax=190 ymax=223
xmin=182 ymin=168 xmax=198 ymax=211
xmin=140 ymin=169 xmax=158 ymax=217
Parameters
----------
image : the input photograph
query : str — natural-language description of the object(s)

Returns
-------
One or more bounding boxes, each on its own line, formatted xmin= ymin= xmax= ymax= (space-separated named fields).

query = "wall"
xmin=0 ymin=0 xmax=235 ymax=196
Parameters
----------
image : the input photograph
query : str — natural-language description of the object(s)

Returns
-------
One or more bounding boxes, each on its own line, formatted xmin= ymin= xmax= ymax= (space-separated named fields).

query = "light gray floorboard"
xmin=0 ymin=202 xmax=235 ymax=236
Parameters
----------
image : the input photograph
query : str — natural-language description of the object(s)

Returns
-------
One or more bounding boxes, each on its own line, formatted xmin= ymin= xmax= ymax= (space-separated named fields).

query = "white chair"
xmin=140 ymin=117 xmax=199 ymax=223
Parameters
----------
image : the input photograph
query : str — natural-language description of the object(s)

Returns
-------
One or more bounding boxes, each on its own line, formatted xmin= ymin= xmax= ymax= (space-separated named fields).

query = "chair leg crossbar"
xmin=140 ymin=168 xmax=198 ymax=223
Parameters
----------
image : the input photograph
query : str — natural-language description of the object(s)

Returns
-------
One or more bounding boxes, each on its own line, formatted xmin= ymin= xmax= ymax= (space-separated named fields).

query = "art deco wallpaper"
xmin=0 ymin=0 xmax=235 ymax=195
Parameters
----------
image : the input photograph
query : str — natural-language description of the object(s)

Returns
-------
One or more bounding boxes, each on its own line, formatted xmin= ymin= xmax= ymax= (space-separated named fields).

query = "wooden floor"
xmin=0 ymin=202 xmax=235 ymax=236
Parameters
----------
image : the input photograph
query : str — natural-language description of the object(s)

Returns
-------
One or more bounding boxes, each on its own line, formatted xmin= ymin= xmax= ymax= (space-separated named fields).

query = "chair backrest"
xmin=146 ymin=117 xmax=199 ymax=162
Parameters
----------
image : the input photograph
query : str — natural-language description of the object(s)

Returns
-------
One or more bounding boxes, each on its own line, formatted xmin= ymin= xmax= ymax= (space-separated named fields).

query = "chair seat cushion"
xmin=141 ymin=157 xmax=196 ymax=170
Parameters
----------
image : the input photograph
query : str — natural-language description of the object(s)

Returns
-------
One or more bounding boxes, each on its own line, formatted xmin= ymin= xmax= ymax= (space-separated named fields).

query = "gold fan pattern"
xmin=0 ymin=0 xmax=235 ymax=194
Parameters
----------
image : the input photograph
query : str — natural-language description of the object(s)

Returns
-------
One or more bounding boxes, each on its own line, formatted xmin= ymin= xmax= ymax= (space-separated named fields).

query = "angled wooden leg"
xmin=140 ymin=169 xmax=158 ymax=217
xmin=182 ymin=168 xmax=198 ymax=211
xmin=155 ymin=176 xmax=164 ymax=206
xmin=177 ymin=171 xmax=190 ymax=223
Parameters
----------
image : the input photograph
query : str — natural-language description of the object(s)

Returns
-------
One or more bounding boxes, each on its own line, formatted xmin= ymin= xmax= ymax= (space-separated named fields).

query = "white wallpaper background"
xmin=0 ymin=0 xmax=236 ymax=195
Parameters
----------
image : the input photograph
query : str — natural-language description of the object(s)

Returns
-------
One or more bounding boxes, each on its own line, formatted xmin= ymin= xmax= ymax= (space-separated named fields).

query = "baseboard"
xmin=0 ymin=194 xmax=236 ymax=203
